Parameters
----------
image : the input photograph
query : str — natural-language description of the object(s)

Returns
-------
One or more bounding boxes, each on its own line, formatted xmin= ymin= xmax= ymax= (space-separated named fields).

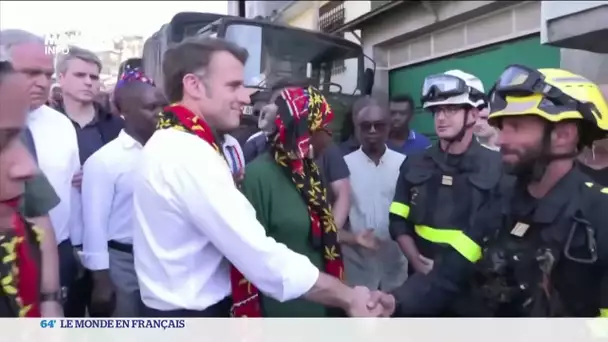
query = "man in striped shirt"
xmin=221 ymin=134 xmax=245 ymax=184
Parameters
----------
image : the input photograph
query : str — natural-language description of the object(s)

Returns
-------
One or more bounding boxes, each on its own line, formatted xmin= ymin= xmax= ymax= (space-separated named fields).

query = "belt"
xmin=108 ymin=240 xmax=133 ymax=254
xmin=141 ymin=297 xmax=231 ymax=317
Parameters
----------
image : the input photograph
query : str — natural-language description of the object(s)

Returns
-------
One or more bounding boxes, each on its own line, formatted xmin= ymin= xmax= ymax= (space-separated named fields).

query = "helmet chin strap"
xmin=440 ymin=109 xmax=476 ymax=159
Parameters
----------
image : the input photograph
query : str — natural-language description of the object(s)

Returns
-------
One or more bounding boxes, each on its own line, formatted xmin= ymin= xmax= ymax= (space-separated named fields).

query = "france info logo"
xmin=43 ymin=32 xmax=73 ymax=55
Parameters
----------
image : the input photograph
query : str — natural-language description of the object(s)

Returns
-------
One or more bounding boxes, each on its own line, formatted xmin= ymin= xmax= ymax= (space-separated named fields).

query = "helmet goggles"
xmin=421 ymin=73 xmax=485 ymax=105
xmin=489 ymin=64 xmax=600 ymax=124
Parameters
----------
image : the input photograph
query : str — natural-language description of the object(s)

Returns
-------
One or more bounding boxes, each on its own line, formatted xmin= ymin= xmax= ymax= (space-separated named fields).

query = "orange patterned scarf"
xmin=156 ymin=104 xmax=261 ymax=317
xmin=0 ymin=199 xmax=43 ymax=317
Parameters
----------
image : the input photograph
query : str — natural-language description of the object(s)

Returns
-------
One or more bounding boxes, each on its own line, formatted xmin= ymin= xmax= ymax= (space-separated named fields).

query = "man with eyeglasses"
xmin=0 ymin=29 xmax=81 ymax=317
xmin=342 ymin=99 xmax=408 ymax=293
xmin=388 ymin=71 xmax=505 ymax=315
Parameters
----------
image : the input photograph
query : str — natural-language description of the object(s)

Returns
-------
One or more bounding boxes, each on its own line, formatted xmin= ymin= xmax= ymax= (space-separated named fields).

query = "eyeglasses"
xmin=432 ymin=106 xmax=464 ymax=118
xmin=359 ymin=121 xmax=388 ymax=132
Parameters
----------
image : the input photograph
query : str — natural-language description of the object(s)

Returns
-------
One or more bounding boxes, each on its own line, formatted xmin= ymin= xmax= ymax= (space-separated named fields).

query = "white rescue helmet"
xmin=422 ymin=70 xmax=486 ymax=109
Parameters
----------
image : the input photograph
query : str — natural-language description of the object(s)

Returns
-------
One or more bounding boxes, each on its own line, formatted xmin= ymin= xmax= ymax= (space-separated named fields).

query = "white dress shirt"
xmin=133 ymin=128 xmax=319 ymax=311
xmin=343 ymin=147 xmax=408 ymax=290
xmin=81 ymin=131 xmax=142 ymax=271
xmin=28 ymin=105 xmax=80 ymax=244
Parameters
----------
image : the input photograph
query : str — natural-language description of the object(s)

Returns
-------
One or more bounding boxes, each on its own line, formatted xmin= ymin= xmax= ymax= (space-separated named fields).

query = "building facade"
xmin=226 ymin=1 xmax=607 ymax=140
xmin=330 ymin=0 xmax=563 ymax=139
xmin=541 ymin=1 xmax=608 ymax=85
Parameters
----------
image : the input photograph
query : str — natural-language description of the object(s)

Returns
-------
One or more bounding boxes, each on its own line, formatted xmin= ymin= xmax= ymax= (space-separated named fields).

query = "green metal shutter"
xmin=388 ymin=34 xmax=560 ymax=140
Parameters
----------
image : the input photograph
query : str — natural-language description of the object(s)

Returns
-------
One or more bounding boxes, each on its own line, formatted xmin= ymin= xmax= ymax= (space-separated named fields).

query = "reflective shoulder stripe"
xmin=389 ymin=202 xmax=410 ymax=219
xmin=584 ymin=182 xmax=608 ymax=194
xmin=601 ymin=309 xmax=608 ymax=317
xmin=414 ymin=225 xmax=482 ymax=263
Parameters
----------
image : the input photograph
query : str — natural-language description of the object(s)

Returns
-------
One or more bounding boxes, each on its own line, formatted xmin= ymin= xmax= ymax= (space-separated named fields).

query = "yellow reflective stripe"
xmin=414 ymin=225 xmax=482 ymax=263
xmin=389 ymin=202 xmax=410 ymax=219
xmin=584 ymin=182 xmax=608 ymax=194
xmin=600 ymin=309 xmax=608 ymax=317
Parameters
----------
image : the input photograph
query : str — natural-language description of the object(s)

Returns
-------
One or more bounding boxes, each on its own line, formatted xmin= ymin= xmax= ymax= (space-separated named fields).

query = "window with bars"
xmin=318 ymin=1 xmax=346 ymax=75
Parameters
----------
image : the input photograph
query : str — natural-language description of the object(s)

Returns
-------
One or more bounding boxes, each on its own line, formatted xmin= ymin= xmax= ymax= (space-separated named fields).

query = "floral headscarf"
xmin=270 ymin=86 xmax=344 ymax=279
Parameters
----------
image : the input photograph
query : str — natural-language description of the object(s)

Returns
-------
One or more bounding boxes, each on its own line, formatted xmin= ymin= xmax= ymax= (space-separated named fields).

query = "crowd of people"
xmin=0 ymin=27 xmax=607 ymax=318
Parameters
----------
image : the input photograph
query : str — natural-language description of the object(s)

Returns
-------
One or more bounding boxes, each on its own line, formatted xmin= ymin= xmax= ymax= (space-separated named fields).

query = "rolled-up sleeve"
xmin=389 ymin=160 xmax=415 ymax=240
xmin=174 ymin=150 xmax=319 ymax=302
xmin=81 ymin=154 xmax=114 ymax=270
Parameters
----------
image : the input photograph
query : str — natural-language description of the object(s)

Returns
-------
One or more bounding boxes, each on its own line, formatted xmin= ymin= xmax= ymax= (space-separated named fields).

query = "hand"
xmin=90 ymin=278 xmax=116 ymax=317
xmin=346 ymin=286 xmax=383 ymax=317
xmin=72 ymin=247 xmax=86 ymax=279
xmin=354 ymin=229 xmax=380 ymax=251
xmin=368 ymin=290 xmax=396 ymax=317
xmin=71 ymin=170 xmax=83 ymax=191
xmin=233 ymin=170 xmax=244 ymax=185
xmin=417 ymin=254 xmax=434 ymax=274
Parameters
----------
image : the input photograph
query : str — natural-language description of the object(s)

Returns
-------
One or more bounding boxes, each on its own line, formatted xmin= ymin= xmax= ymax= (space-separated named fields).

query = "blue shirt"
xmin=388 ymin=130 xmax=431 ymax=156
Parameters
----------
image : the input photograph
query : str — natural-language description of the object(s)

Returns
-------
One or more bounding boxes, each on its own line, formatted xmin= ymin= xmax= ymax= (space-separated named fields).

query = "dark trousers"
xmin=58 ymin=239 xmax=79 ymax=315
xmin=140 ymin=297 xmax=231 ymax=317
xmin=64 ymin=271 xmax=96 ymax=317
xmin=59 ymin=242 xmax=99 ymax=318
xmin=58 ymin=239 xmax=76 ymax=288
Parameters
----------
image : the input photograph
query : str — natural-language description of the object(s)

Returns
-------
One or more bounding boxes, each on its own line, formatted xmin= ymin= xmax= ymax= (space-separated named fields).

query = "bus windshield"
xmin=224 ymin=23 xmax=362 ymax=94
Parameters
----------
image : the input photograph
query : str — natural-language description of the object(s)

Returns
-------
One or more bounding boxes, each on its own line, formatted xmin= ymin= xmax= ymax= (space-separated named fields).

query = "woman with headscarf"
xmin=240 ymin=86 xmax=345 ymax=317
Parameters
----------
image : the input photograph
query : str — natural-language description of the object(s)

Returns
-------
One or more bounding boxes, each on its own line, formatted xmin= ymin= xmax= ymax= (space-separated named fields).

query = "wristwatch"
xmin=40 ymin=288 xmax=66 ymax=303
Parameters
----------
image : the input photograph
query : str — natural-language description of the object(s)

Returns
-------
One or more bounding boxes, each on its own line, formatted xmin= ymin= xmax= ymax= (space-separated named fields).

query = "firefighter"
xmin=390 ymin=66 xmax=608 ymax=317
xmin=389 ymin=70 xmax=504 ymax=282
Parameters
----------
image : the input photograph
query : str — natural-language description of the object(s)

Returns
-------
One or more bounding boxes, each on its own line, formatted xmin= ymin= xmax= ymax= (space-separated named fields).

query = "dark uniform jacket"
xmin=389 ymin=139 xmax=505 ymax=266
xmin=393 ymin=167 xmax=608 ymax=317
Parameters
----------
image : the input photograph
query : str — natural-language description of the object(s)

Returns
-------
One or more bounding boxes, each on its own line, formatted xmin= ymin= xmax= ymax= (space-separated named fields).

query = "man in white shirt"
xmin=133 ymin=38 xmax=394 ymax=317
xmin=343 ymin=101 xmax=408 ymax=291
xmin=0 ymin=29 xmax=81 ymax=311
xmin=82 ymin=69 xmax=167 ymax=317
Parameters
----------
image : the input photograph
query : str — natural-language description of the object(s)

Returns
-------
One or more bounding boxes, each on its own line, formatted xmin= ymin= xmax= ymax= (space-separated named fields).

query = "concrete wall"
xmin=226 ymin=1 xmax=239 ymax=16
xmin=540 ymin=1 xmax=608 ymax=43
xmin=359 ymin=1 xmax=541 ymax=101
xmin=226 ymin=0 xmax=295 ymax=19
xmin=560 ymin=49 xmax=608 ymax=84
xmin=286 ymin=4 xmax=317 ymax=29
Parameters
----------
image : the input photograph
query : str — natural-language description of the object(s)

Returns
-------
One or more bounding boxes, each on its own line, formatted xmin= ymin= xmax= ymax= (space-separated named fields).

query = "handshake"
xmin=345 ymin=286 xmax=396 ymax=317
